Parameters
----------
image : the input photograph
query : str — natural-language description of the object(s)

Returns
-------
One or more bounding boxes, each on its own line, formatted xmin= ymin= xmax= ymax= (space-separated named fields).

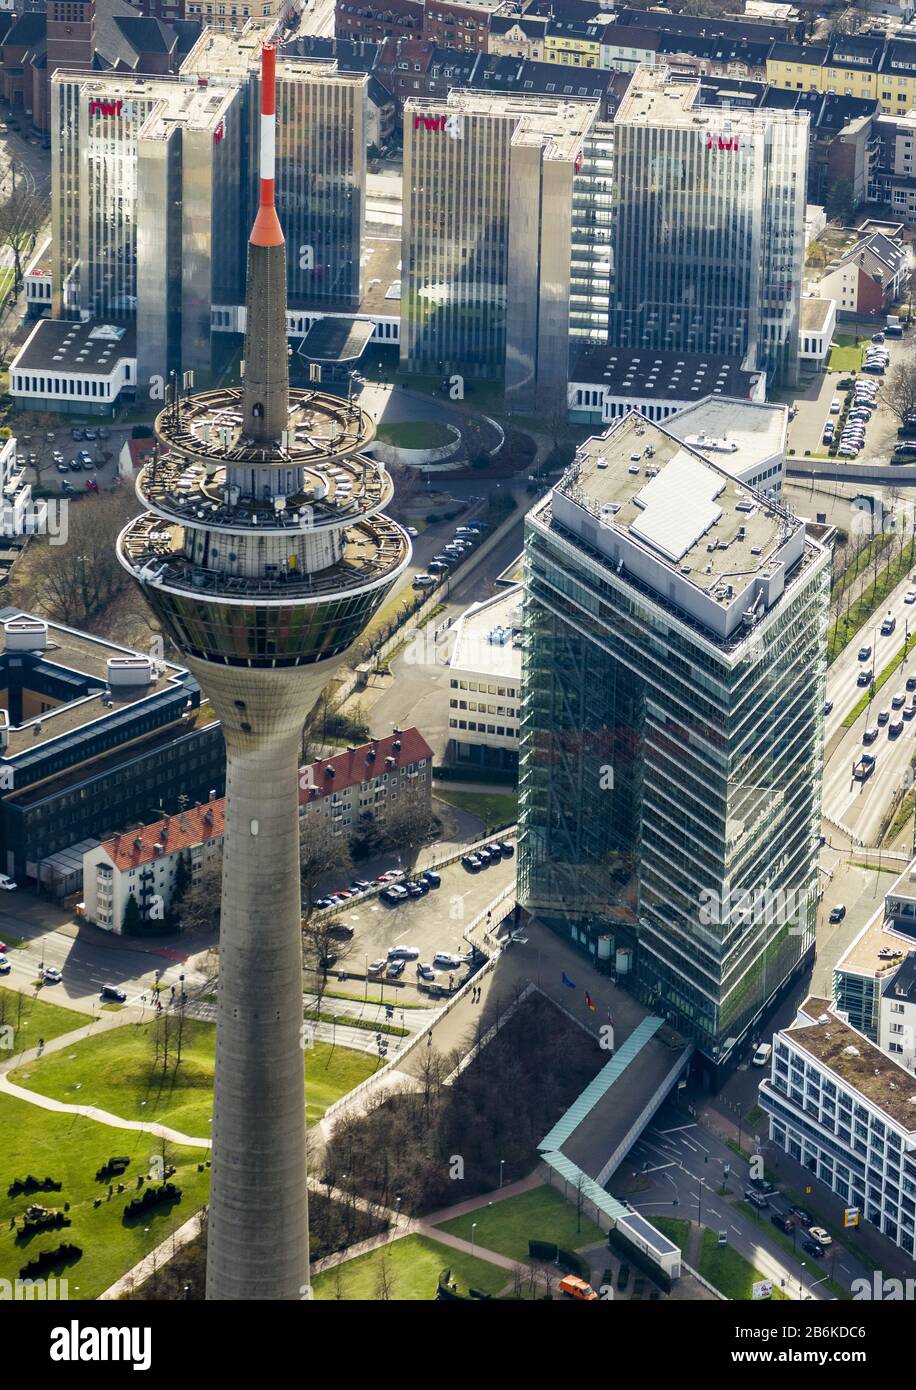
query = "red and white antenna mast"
xmin=250 ymin=44 xmax=283 ymax=248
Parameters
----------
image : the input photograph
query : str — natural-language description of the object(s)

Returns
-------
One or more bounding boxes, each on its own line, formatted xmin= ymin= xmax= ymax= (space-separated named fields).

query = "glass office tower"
xmin=401 ymin=91 xmax=599 ymax=406
xmin=608 ymin=70 xmax=808 ymax=387
xmin=268 ymin=61 xmax=367 ymax=311
xmin=517 ymin=414 xmax=830 ymax=1081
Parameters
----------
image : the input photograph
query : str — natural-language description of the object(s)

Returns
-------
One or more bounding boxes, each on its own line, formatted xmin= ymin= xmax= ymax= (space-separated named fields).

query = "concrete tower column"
xmin=185 ymin=657 xmax=343 ymax=1301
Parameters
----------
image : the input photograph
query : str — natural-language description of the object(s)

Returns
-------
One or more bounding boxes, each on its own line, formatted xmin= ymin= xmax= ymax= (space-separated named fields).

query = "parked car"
xmin=462 ymin=854 xmax=482 ymax=871
xmin=476 ymin=847 xmax=493 ymax=865
xmin=803 ymin=1239 xmax=825 ymax=1258
xmin=417 ymin=963 xmax=436 ymax=982
xmin=78 ymin=450 xmax=93 ymax=465
xmin=790 ymin=1206 xmax=813 ymax=1226
xmin=381 ymin=885 xmax=408 ymax=904
xmin=808 ymin=1226 xmax=832 ymax=1247
xmin=386 ymin=959 xmax=406 ymax=979
xmin=770 ymin=1212 xmax=794 ymax=1234
xmin=42 ymin=967 xmax=62 ymax=984
xmin=0 ymin=959 xmax=9 ymax=975
xmin=829 ymin=904 xmax=847 ymax=923
xmin=420 ymin=870 xmax=441 ymax=888
xmin=100 ymin=985 xmax=127 ymax=1003
xmin=56 ymin=462 xmax=69 ymax=474
xmin=745 ymin=1188 xmax=769 ymax=1209
xmin=328 ymin=922 xmax=354 ymax=940
xmin=367 ymin=959 xmax=386 ymax=978
xmin=0 ymin=875 xmax=17 ymax=891
xmin=412 ymin=575 xmax=435 ymax=589
xmin=387 ymin=945 xmax=419 ymax=960
xmin=829 ymin=397 xmax=841 ymax=413
xmin=752 ymin=1042 xmax=772 ymax=1066
xmin=750 ymin=1177 xmax=777 ymax=1195
xmin=494 ymin=840 xmax=515 ymax=857
xmin=350 ymin=879 xmax=372 ymax=892
xmin=404 ymin=880 xmax=427 ymax=898
xmin=85 ymin=478 xmax=99 ymax=492
xmin=433 ymin=951 xmax=465 ymax=969
xmin=71 ymin=428 xmax=83 ymax=442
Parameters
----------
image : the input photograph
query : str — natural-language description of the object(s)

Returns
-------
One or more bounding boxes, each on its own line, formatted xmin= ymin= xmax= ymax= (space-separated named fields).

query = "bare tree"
xmin=373 ymin=1251 xmax=395 ymax=1301
xmin=302 ymin=910 xmax=356 ymax=1016
xmin=0 ymin=189 xmax=45 ymax=287
xmin=882 ymin=362 xmax=916 ymax=423
xmin=383 ymin=786 xmax=436 ymax=873
xmin=174 ymin=862 xmax=222 ymax=937
xmin=10 ymin=489 xmax=136 ymax=628
xmin=299 ymin=814 xmax=352 ymax=920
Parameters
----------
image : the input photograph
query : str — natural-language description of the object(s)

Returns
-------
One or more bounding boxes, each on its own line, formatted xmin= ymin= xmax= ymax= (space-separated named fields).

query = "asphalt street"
xmin=620 ymin=1104 xmax=869 ymax=1299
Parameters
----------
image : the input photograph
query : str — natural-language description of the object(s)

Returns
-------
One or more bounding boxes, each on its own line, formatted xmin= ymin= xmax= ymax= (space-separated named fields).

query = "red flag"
xmin=585 ymin=992 xmax=596 ymax=1011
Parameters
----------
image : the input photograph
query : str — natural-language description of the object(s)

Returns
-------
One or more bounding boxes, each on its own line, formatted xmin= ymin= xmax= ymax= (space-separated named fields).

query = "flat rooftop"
xmin=450 ymin=584 xmax=523 ymax=682
xmin=181 ymin=21 xmax=273 ymax=80
xmin=12 ymin=320 xmax=136 ymax=378
xmin=139 ymin=80 xmax=237 ymax=140
xmin=615 ymin=65 xmax=808 ymax=131
xmin=836 ymin=861 xmax=916 ymax=978
xmin=571 ymin=346 xmax=761 ymax=403
xmin=800 ymin=296 xmax=834 ymax=334
xmin=0 ymin=608 xmax=189 ymax=761
xmin=406 ymin=90 xmax=599 ymax=160
xmin=556 ymin=415 xmax=793 ymax=590
xmin=785 ymin=997 xmax=916 ymax=1133
xmin=360 ymin=236 xmax=401 ymax=317
xmin=666 ymin=395 xmax=788 ymax=473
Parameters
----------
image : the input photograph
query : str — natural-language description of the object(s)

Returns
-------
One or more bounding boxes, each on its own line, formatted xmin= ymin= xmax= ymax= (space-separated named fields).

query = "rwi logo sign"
xmin=214 ymin=120 xmax=225 ymax=145
xmin=704 ymin=133 xmax=746 ymax=153
xmin=89 ymin=100 xmax=123 ymax=117
xmin=414 ymin=112 xmax=462 ymax=139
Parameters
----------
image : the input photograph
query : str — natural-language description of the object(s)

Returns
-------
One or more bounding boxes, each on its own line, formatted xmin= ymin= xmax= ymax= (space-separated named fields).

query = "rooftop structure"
xmin=665 ymin=395 xmax=788 ymax=497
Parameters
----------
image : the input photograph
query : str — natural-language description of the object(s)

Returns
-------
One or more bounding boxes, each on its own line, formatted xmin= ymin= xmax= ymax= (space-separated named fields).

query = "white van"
xmin=752 ymin=1042 xmax=773 ymax=1067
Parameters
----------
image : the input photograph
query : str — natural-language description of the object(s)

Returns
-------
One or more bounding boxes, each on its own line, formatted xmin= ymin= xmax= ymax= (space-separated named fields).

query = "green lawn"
xmin=375 ymin=420 xmax=454 ymax=450
xmin=432 ymin=787 xmax=518 ymax=834
xmin=698 ymin=1227 xmax=788 ymax=1300
xmin=828 ymin=338 xmax=867 ymax=373
xmin=0 ymin=984 xmax=87 ymax=1050
xmin=0 ymin=1090 xmax=211 ymax=1299
xmin=11 ymin=1017 xmax=380 ymax=1134
xmin=313 ymin=1233 xmax=507 ymax=1300
xmin=435 ymin=1184 xmax=601 ymax=1263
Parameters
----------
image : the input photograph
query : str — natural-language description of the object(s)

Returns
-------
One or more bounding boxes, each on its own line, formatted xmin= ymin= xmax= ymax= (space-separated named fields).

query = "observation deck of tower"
xmin=116 ymin=43 xmax=410 ymax=1300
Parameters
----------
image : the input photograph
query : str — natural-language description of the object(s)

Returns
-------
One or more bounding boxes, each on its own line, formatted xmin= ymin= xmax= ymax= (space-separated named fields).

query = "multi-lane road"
xmin=823 ymin=565 xmax=916 ymax=845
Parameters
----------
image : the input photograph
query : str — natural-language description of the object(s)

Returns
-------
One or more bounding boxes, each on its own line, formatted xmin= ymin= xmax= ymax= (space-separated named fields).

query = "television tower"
xmin=117 ymin=44 xmax=410 ymax=1300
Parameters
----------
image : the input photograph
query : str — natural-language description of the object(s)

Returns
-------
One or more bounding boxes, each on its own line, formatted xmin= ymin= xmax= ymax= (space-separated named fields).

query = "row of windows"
xmin=12 ymin=369 xmax=127 ymax=399
xmin=449 ymin=679 xmax=517 ymax=696
xmin=450 ymin=718 xmax=519 ymax=737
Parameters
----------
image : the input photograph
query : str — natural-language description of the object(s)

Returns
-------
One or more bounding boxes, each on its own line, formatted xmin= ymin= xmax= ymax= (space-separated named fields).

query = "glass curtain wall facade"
xmin=266 ymin=66 xmax=366 ymax=312
xmin=569 ymin=125 xmax=614 ymax=346
xmin=608 ymin=98 xmax=807 ymax=386
xmin=517 ymin=489 xmax=830 ymax=1070
xmin=401 ymin=105 xmax=514 ymax=380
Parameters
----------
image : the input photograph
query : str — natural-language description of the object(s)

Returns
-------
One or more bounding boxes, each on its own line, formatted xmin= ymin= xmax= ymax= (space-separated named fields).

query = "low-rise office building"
xmin=568 ymin=349 xmax=766 ymax=428
xmin=9 ymin=321 xmax=137 ymax=416
xmin=665 ymin=395 xmax=788 ymax=498
xmin=0 ymin=609 xmax=225 ymax=884
xmin=759 ymin=995 xmax=916 ymax=1258
xmin=798 ymin=296 xmax=836 ymax=365
xmin=448 ymin=584 xmax=522 ymax=771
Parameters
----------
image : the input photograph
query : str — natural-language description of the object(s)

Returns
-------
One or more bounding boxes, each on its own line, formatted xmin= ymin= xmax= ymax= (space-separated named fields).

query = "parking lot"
xmin=307 ymin=846 xmax=516 ymax=1001
xmin=788 ymin=328 xmax=904 ymax=463
xmin=16 ymin=422 xmax=133 ymax=496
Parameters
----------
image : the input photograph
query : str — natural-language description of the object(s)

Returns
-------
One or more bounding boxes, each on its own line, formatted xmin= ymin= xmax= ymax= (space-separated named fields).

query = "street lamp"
xmin=499 ymin=1158 xmax=505 ymax=1189
xmin=470 ymin=1221 xmax=478 ymax=1255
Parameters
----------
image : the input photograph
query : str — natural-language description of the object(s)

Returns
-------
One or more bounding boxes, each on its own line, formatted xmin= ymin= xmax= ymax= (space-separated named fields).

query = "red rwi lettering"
xmin=414 ymin=114 xmax=445 ymax=131
xmin=90 ymin=100 xmax=122 ymax=117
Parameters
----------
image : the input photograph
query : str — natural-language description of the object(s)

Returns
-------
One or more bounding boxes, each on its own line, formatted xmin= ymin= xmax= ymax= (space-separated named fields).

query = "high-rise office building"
xmin=50 ymin=34 xmax=368 ymax=384
xmin=517 ymin=412 xmax=829 ymax=1083
xmin=401 ymin=90 xmax=600 ymax=407
xmin=607 ymin=69 xmax=808 ymax=387
xmin=117 ymin=45 xmax=410 ymax=1299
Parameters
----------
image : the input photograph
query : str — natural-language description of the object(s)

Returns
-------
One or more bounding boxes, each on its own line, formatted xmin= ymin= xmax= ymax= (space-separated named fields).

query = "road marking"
xmin=655 ymin=1123 xmax=697 ymax=1135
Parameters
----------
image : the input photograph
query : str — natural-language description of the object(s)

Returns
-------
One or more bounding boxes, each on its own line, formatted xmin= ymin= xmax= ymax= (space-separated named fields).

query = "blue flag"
xmin=561 ymin=972 xmax=576 ymax=989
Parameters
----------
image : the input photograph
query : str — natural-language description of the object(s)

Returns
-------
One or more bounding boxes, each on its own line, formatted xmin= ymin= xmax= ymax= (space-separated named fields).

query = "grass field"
xmin=432 ymin=787 xmax=518 ymax=833
xmin=375 ymin=420 xmax=454 ymax=450
xmin=0 ymin=984 xmax=87 ymax=1050
xmin=828 ymin=344 xmax=866 ymax=373
xmin=0 ymin=1090 xmax=211 ymax=1299
xmin=435 ymin=1185 xmax=601 ymax=1264
xmin=698 ymin=1227 xmax=788 ymax=1300
xmin=313 ymin=1233 xmax=507 ymax=1300
xmin=10 ymin=1017 xmax=380 ymax=1134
